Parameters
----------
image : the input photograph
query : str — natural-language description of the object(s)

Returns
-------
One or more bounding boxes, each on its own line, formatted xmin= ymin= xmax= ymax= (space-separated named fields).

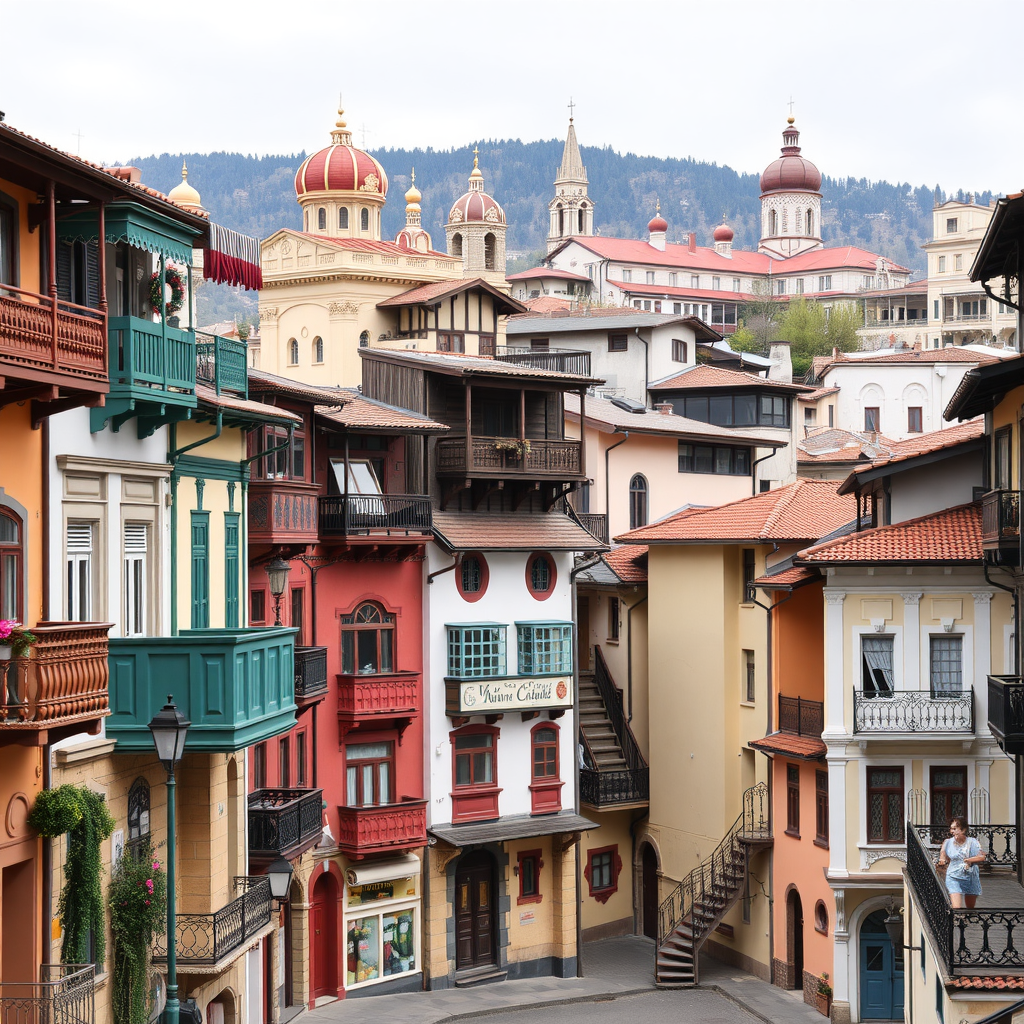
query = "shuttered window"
xmin=224 ymin=513 xmax=240 ymax=628
xmin=190 ymin=512 xmax=210 ymax=628
xmin=123 ymin=523 xmax=147 ymax=637
xmin=66 ymin=521 xmax=94 ymax=621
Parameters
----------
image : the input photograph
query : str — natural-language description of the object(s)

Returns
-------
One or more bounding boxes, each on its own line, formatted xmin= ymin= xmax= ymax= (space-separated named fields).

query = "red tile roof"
xmin=825 ymin=347 xmax=1002 ymax=369
xmin=798 ymin=387 xmax=840 ymax=402
xmin=506 ymin=267 xmax=590 ymax=282
xmin=649 ymin=363 xmax=810 ymax=393
xmin=603 ymin=545 xmax=648 ymax=583
xmin=376 ymin=278 xmax=526 ymax=314
xmin=247 ymin=368 xmax=347 ymax=405
xmin=617 ymin=479 xmax=856 ymax=545
xmin=432 ymin=511 xmax=607 ymax=552
xmin=798 ymin=502 xmax=982 ymax=564
xmin=305 ymin=234 xmax=452 ymax=259
xmin=196 ymin=384 xmax=301 ymax=425
xmin=521 ymin=296 xmax=573 ymax=313
xmin=749 ymin=732 xmax=826 ymax=759
xmin=753 ymin=565 xmax=819 ymax=588
xmin=798 ymin=429 xmax=896 ymax=465
xmin=949 ymin=976 xmax=1024 ymax=990
xmin=317 ymin=390 xmax=449 ymax=433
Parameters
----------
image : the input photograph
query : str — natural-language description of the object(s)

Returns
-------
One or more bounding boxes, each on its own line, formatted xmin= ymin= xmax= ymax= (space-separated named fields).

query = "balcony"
xmin=248 ymin=788 xmax=324 ymax=863
xmin=907 ymin=823 xmax=1023 ymax=975
xmin=853 ymin=688 xmax=973 ymax=735
xmin=249 ymin=480 xmax=320 ymax=547
xmin=989 ymin=675 xmax=1024 ymax=755
xmin=294 ymin=646 xmax=328 ymax=705
xmin=318 ymin=494 xmax=433 ymax=538
xmin=0 ymin=284 xmax=107 ymax=400
xmin=576 ymin=512 xmax=609 ymax=545
xmin=338 ymin=671 xmax=419 ymax=735
xmin=105 ymin=627 xmax=297 ymax=752
xmin=0 ymin=964 xmax=95 ymax=1024
xmin=495 ymin=346 xmax=592 ymax=376
xmin=982 ymin=489 xmax=1020 ymax=565
xmin=195 ymin=332 xmax=247 ymax=397
xmin=778 ymin=695 xmax=824 ymax=737
xmin=436 ymin=437 xmax=583 ymax=478
xmin=336 ymin=799 xmax=428 ymax=859
xmin=0 ymin=622 xmax=111 ymax=744
xmin=580 ymin=767 xmax=649 ymax=807
xmin=154 ymin=877 xmax=271 ymax=969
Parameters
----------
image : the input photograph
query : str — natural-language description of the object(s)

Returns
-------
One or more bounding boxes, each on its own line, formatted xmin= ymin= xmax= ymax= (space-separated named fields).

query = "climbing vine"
xmin=108 ymin=841 xmax=166 ymax=1024
xmin=28 ymin=784 xmax=114 ymax=965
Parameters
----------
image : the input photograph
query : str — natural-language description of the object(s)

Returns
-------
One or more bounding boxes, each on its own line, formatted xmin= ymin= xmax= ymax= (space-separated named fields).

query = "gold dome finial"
xmin=330 ymin=99 xmax=353 ymax=146
xmin=405 ymin=166 xmax=422 ymax=206
xmin=469 ymin=145 xmax=483 ymax=185
xmin=656 ymin=198 xmax=661 ymax=214
xmin=181 ymin=160 xmax=189 ymax=181
xmin=787 ymin=116 xmax=795 ymax=125
xmin=169 ymin=159 xmax=202 ymax=210
xmin=336 ymin=106 xmax=347 ymax=129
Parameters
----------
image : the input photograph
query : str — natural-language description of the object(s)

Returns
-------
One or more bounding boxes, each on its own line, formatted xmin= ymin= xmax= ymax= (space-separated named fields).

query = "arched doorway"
xmin=310 ymin=871 xmax=339 ymax=1001
xmin=786 ymin=888 xmax=804 ymax=989
xmin=859 ymin=908 xmax=904 ymax=1019
xmin=641 ymin=843 xmax=659 ymax=939
xmin=205 ymin=989 xmax=236 ymax=1024
xmin=454 ymin=851 xmax=497 ymax=971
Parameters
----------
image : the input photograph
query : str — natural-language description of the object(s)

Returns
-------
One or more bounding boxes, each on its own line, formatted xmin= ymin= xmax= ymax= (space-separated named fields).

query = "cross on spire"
xmin=568 ymin=97 xmax=575 ymax=122
xmin=787 ymin=96 xmax=795 ymax=117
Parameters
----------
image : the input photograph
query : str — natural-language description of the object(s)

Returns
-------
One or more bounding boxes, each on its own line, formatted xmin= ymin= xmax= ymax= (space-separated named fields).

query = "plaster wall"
xmin=579 ymin=810 xmax=634 ymax=936
xmin=889 ymin=451 xmax=982 ymax=525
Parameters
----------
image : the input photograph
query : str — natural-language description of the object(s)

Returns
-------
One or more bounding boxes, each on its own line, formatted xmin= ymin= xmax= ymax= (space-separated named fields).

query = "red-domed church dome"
xmin=448 ymin=151 xmax=506 ymax=225
xmin=713 ymin=221 xmax=734 ymax=242
xmin=648 ymin=213 xmax=668 ymax=233
xmin=760 ymin=118 xmax=821 ymax=194
xmin=294 ymin=109 xmax=388 ymax=198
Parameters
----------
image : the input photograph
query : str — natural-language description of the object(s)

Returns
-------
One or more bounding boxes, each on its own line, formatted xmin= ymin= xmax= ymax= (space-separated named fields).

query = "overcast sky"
xmin=3 ymin=0 xmax=1020 ymax=193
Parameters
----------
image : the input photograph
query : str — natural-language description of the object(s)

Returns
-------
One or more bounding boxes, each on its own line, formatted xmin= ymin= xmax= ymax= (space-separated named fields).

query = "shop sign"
xmin=348 ymin=876 xmax=417 ymax=907
xmin=519 ymin=910 xmax=535 ymax=925
xmin=456 ymin=676 xmax=572 ymax=712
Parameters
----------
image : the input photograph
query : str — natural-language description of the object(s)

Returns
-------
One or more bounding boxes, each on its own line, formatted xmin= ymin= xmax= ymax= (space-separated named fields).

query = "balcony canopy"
xmin=59 ymin=202 xmax=200 ymax=265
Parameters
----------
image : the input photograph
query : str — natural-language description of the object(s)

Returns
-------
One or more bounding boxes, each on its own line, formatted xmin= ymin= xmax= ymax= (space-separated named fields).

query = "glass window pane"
xmin=2 ymin=553 xmax=17 ymax=618
xmin=357 ymin=629 xmax=378 ymax=673
xmin=362 ymin=764 xmax=374 ymax=805
xmin=347 ymin=742 xmax=392 ymax=760
xmin=695 ymin=446 xmax=713 ymax=473
xmin=346 ymin=766 xmax=357 ymax=806
xmin=734 ymin=448 xmax=750 ymax=474
xmin=685 ymin=396 xmax=708 ymax=422
xmin=379 ymin=761 xmax=391 ymax=804
xmin=709 ymin=396 xmax=732 ymax=425
xmin=455 ymin=753 xmax=471 ymax=786
xmin=474 ymin=751 xmax=493 ymax=784
xmin=380 ymin=630 xmax=393 ymax=673
xmin=341 ymin=632 xmax=354 ymax=674
xmin=734 ymin=395 xmax=756 ymax=425
xmin=347 ymin=916 xmax=380 ymax=986
xmin=715 ymin=448 xmax=733 ymax=474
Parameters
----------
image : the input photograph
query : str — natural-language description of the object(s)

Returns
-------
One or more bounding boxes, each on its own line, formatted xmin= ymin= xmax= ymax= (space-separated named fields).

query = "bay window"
xmin=341 ymin=602 xmax=395 ymax=675
xmin=447 ymin=624 xmax=506 ymax=678
xmin=517 ymin=622 xmax=573 ymax=676
xmin=345 ymin=741 xmax=394 ymax=806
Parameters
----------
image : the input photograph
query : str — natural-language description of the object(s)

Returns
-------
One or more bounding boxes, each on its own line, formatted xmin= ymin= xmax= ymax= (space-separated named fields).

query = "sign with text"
xmin=453 ymin=676 xmax=572 ymax=713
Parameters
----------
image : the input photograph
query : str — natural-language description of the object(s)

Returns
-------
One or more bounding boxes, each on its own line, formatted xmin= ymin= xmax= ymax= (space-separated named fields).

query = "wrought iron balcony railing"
xmin=195 ymin=332 xmax=248 ymax=397
xmin=580 ymin=766 xmax=649 ymax=807
xmin=318 ymin=494 xmax=433 ymax=537
xmin=988 ymin=675 xmax=1024 ymax=754
xmin=436 ymin=437 xmax=583 ymax=477
xmin=852 ymin=688 xmax=973 ymax=733
xmin=778 ymin=695 xmax=824 ymax=737
xmin=0 ymin=964 xmax=95 ymax=1024
xmin=294 ymin=646 xmax=328 ymax=702
xmin=577 ymin=512 xmax=609 ymax=545
xmin=981 ymin=489 xmax=1020 ymax=551
xmin=907 ymin=823 xmax=1023 ymax=974
xmin=248 ymin=788 xmax=324 ymax=860
xmin=153 ymin=877 xmax=271 ymax=967
xmin=495 ymin=346 xmax=592 ymax=376
xmin=336 ymin=799 xmax=428 ymax=858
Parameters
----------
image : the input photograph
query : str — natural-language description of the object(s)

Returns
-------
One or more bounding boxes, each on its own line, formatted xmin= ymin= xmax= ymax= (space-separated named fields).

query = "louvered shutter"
xmin=55 ymin=242 xmax=73 ymax=303
xmin=66 ymin=522 xmax=93 ymax=552
xmin=124 ymin=522 xmax=147 ymax=553
xmin=85 ymin=240 xmax=101 ymax=309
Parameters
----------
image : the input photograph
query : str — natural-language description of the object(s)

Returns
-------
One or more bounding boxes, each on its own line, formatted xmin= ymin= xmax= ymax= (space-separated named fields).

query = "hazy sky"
xmin=3 ymin=0 xmax=1021 ymax=193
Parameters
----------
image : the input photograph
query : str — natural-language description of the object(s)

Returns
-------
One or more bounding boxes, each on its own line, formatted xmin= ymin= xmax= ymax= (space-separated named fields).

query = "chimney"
xmin=688 ymin=232 xmax=697 ymax=254
xmin=108 ymin=166 xmax=142 ymax=183
xmin=656 ymin=402 xmax=673 ymax=415
xmin=768 ymin=339 xmax=793 ymax=385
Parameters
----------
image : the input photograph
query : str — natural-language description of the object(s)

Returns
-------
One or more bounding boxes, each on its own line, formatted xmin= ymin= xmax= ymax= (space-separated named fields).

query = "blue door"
xmin=860 ymin=909 xmax=904 ymax=1019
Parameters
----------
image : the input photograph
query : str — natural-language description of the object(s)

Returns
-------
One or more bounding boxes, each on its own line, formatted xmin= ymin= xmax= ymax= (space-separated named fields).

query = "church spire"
xmin=547 ymin=106 xmax=594 ymax=253
xmin=556 ymin=117 xmax=587 ymax=184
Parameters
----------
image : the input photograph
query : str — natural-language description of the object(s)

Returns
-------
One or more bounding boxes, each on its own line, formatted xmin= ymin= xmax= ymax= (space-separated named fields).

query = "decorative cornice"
xmin=328 ymin=300 xmax=360 ymax=316
xmin=258 ymin=306 xmax=278 ymax=322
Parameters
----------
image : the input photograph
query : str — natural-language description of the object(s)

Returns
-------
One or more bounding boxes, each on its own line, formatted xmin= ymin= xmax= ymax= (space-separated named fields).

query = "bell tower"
xmin=547 ymin=103 xmax=593 ymax=253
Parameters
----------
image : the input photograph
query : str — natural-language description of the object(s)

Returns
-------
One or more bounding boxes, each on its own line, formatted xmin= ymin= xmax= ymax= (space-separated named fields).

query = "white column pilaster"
xmin=828 ymin=757 xmax=849 ymax=876
xmin=901 ymin=592 xmax=922 ymax=689
xmin=974 ymin=591 xmax=993 ymax=733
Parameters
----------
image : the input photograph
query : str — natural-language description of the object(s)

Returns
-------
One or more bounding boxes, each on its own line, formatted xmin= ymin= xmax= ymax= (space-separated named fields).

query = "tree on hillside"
xmin=776 ymin=297 xmax=860 ymax=377
xmin=737 ymin=279 xmax=783 ymax=353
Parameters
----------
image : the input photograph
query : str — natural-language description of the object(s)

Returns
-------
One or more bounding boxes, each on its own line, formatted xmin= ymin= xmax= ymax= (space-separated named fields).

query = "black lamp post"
xmin=267 ymin=854 xmax=294 ymax=907
xmin=148 ymin=696 xmax=190 ymax=1024
xmin=265 ymin=557 xmax=292 ymax=626
xmin=884 ymin=898 xmax=922 ymax=1023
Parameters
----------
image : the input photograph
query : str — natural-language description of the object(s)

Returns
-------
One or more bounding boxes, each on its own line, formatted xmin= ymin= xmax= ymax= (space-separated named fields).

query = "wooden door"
xmin=310 ymin=872 xmax=337 ymax=1000
xmin=641 ymin=843 xmax=658 ymax=939
xmin=455 ymin=851 xmax=497 ymax=970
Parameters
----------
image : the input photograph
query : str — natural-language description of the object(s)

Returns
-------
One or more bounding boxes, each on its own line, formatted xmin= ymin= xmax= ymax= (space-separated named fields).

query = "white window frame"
xmin=921 ymin=624 xmax=973 ymax=696
xmin=66 ymin=521 xmax=95 ymax=622
xmin=123 ymin=522 xmax=148 ymax=638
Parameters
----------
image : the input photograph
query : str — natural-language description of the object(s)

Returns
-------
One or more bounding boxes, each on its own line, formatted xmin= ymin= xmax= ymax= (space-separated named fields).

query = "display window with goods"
xmin=344 ymin=876 xmax=419 ymax=989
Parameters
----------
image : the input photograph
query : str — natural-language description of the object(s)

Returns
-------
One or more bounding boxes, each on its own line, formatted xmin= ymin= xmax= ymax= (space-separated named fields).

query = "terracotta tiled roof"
xmin=949 ymin=976 xmax=1024 ymax=990
xmin=825 ymin=347 xmax=1002 ymax=369
xmin=649 ymin=364 xmax=810 ymax=393
xmin=603 ymin=545 xmax=648 ymax=583
xmin=432 ymin=511 xmax=607 ymax=552
xmin=521 ymin=296 xmax=573 ymax=313
xmin=247 ymin=368 xmax=346 ymax=405
xmin=753 ymin=565 xmax=818 ymax=588
xmin=506 ymin=267 xmax=590 ymax=282
xmin=376 ymin=278 xmax=526 ymax=314
xmin=316 ymin=390 xmax=449 ymax=433
xmin=798 ymin=502 xmax=982 ymax=564
xmin=798 ymin=387 xmax=839 ymax=402
xmin=749 ymin=732 xmax=826 ymax=760
xmin=798 ymin=429 xmax=896 ymax=465
xmin=196 ymin=384 xmax=300 ymax=425
xmin=616 ymin=479 xmax=856 ymax=545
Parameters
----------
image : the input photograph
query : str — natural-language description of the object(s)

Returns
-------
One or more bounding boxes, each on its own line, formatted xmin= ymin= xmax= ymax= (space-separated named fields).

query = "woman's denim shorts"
xmin=946 ymin=871 xmax=982 ymax=896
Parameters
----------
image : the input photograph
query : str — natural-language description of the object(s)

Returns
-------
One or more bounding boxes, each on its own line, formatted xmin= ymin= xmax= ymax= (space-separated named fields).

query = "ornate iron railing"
xmin=657 ymin=782 xmax=770 ymax=948
xmin=248 ymin=788 xmax=323 ymax=858
xmin=153 ymin=877 xmax=271 ymax=966
xmin=982 ymin=489 xmax=1020 ymax=547
xmin=988 ymin=675 xmax=1024 ymax=749
xmin=195 ymin=332 xmax=248 ymax=397
xmin=0 ymin=964 xmax=95 ymax=1024
xmin=495 ymin=347 xmax=592 ymax=376
xmin=580 ymin=766 xmax=649 ymax=806
xmin=318 ymin=494 xmax=433 ymax=536
xmin=577 ymin=513 xmax=609 ymax=544
xmin=436 ymin=437 xmax=582 ymax=476
xmin=593 ymin=646 xmax=646 ymax=772
xmin=294 ymin=646 xmax=328 ymax=701
xmin=778 ymin=695 xmax=823 ymax=737
xmin=852 ymin=688 xmax=973 ymax=733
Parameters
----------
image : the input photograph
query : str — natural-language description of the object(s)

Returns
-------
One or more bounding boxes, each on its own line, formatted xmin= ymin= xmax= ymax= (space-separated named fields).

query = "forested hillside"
xmin=121 ymin=139 xmax=993 ymax=323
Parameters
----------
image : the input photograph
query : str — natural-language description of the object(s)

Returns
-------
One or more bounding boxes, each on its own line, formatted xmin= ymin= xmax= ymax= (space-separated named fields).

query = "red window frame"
xmin=340 ymin=600 xmax=395 ymax=675
xmin=517 ymin=849 xmax=544 ymax=905
xmin=250 ymin=588 xmax=266 ymax=624
xmin=526 ymin=551 xmax=556 ymax=601
xmin=529 ymin=722 xmax=563 ymax=815
xmin=866 ymin=766 xmax=904 ymax=843
xmin=584 ymin=844 xmax=622 ymax=904
xmin=456 ymin=552 xmax=489 ymax=603
xmin=450 ymin=724 xmax=501 ymax=823
xmin=344 ymin=737 xmax=395 ymax=807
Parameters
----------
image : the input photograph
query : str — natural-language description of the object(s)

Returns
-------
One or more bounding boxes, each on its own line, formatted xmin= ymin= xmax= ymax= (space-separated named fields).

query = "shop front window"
xmin=346 ymin=881 xmax=418 ymax=989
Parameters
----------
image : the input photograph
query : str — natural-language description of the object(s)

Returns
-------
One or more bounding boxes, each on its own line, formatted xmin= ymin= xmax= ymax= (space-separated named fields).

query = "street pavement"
xmin=307 ymin=934 xmax=826 ymax=1023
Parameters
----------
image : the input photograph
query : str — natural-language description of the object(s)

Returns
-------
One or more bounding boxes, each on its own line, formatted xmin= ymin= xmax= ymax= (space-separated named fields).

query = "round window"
xmin=526 ymin=552 xmax=556 ymax=600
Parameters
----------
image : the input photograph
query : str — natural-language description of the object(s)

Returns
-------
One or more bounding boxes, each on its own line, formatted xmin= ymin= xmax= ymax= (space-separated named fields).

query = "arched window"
xmin=457 ymin=553 xmax=489 ymax=602
xmin=556 ymin=203 xmax=564 ymax=237
xmin=629 ymin=474 xmax=648 ymax=529
xmin=359 ymin=330 xmax=370 ymax=348
xmin=360 ymin=208 xmax=369 ymax=231
xmin=768 ymin=209 xmax=778 ymax=236
xmin=317 ymin=207 xmax=326 ymax=231
xmin=313 ymin=336 xmax=324 ymax=363
xmin=127 ymin=777 xmax=151 ymax=846
xmin=530 ymin=721 xmax=562 ymax=813
xmin=806 ymin=208 xmax=814 ymax=235
xmin=288 ymin=338 xmax=299 ymax=365
xmin=450 ymin=233 xmax=463 ymax=258
xmin=794 ymin=209 xmax=803 ymax=235
xmin=341 ymin=601 xmax=395 ymax=674
xmin=0 ymin=508 xmax=22 ymax=620
xmin=339 ymin=207 xmax=349 ymax=230
xmin=484 ymin=233 xmax=496 ymax=271
xmin=578 ymin=205 xmax=586 ymax=233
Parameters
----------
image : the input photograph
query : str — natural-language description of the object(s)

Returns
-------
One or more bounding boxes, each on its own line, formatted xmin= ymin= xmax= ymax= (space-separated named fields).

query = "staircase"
xmin=579 ymin=671 xmax=627 ymax=770
xmin=656 ymin=782 xmax=771 ymax=987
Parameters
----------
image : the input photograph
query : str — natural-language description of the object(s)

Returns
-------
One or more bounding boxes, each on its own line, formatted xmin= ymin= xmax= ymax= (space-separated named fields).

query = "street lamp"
xmin=265 ymin=557 xmax=292 ymax=626
xmin=884 ymin=898 xmax=922 ymax=1024
xmin=148 ymin=696 xmax=190 ymax=1024
xmin=266 ymin=854 xmax=294 ymax=907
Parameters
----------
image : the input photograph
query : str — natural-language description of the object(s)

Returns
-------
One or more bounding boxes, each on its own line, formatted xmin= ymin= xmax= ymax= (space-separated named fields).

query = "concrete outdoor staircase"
xmin=655 ymin=782 xmax=771 ymax=988
xmin=578 ymin=671 xmax=628 ymax=770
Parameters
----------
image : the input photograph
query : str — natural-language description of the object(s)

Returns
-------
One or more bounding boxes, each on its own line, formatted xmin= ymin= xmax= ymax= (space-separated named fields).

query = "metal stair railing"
xmin=592 ymin=645 xmax=647 ymax=772
xmin=656 ymin=782 xmax=770 ymax=978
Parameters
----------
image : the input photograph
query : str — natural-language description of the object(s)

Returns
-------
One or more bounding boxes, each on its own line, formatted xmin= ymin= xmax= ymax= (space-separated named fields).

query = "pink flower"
xmin=145 ymin=900 xmax=151 ymax=906
xmin=152 ymin=860 xmax=160 ymax=871
xmin=0 ymin=620 xmax=17 ymax=641
xmin=146 ymin=879 xmax=154 ymax=893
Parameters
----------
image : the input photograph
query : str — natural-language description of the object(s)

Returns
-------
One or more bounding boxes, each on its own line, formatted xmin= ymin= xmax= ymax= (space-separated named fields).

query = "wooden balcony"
xmin=249 ymin=480 xmax=320 ymax=547
xmin=989 ymin=675 xmax=1024 ymax=755
xmin=294 ymin=646 xmax=328 ymax=706
xmin=0 ymin=622 xmax=111 ymax=744
xmin=318 ymin=494 xmax=433 ymax=539
xmin=105 ymin=627 xmax=297 ymax=752
xmin=195 ymin=332 xmax=247 ymax=397
xmin=435 ymin=436 xmax=583 ymax=478
xmin=248 ymin=787 xmax=324 ymax=863
xmin=576 ymin=512 xmax=608 ymax=544
xmin=336 ymin=799 xmax=428 ymax=859
xmin=337 ymin=671 xmax=419 ymax=735
xmin=0 ymin=285 xmax=107 ymax=402
xmin=982 ymin=489 xmax=1020 ymax=565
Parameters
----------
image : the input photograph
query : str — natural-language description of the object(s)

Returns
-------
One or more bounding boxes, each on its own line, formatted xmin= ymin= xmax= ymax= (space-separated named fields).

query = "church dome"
xmin=648 ymin=213 xmax=668 ymax=233
xmin=713 ymin=221 xmax=734 ymax=242
xmin=294 ymin=108 xmax=388 ymax=198
xmin=760 ymin=118 xmax=821 ymax=194
xmin=448 ymin=152 xmax=505 ymax=225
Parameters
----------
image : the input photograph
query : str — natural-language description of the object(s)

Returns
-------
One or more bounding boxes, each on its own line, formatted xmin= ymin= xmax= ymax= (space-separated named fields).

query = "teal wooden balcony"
xmin=105 ymin=627 xmax=297 ymax=752
xmin=91 ymin=315 xmax=197 ymax=435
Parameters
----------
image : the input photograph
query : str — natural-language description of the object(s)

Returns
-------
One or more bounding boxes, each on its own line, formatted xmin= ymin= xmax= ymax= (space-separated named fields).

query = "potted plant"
xmin=492 ymin=438 xmax=532 ymax=461
xmin=0 ymin=619 xmax=36 ymax=660
xmin=815 ymin=972 xmax=832 ymax=1016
